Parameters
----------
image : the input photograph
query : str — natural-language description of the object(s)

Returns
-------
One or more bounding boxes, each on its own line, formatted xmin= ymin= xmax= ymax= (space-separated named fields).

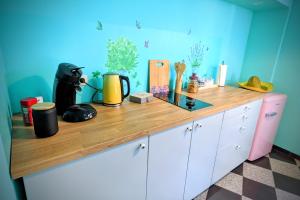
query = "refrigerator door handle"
xmin=265 ymin=112 xmax=278 ymax=119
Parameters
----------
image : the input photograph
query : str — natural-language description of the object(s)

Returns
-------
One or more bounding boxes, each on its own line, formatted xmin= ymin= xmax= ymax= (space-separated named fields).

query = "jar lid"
xmin=20 ymin=97 xmax=37 ymax=106
xmin=32 ymin=102 xmax=55 ymax=111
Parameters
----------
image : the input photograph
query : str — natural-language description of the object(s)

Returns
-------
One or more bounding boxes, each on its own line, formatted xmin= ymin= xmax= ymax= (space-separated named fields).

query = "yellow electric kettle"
xmin=103 ymin=73 xmax=130 ymax=106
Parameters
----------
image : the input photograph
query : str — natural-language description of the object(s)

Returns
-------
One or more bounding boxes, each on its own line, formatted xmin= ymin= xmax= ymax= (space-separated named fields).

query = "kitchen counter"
xmin=11 ymin=86 xmax=265 ymax=179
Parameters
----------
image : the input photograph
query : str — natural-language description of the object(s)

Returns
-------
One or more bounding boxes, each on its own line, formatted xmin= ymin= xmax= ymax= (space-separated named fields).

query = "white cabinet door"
xmin=24 ymin=137 xmax=148 ymax=200
xmin=212 ymin=100 xmax=262 ymax=183
xmin=147 ymin=122 xmax=193 ymax=200
xmin=212 ymin=143 xmax=248 ymax=184
xmin=184 ymin=113 xmax=224 ymax=200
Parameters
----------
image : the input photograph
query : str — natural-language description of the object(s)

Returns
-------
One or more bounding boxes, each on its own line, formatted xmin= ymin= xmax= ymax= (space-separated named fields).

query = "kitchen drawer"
xmin=212 ymin=143 xmax=248 ymax=183
xmin=222 ymin=108 xmax=260 ymax=130
xmin=220 ymin=100 xmax=262 ymax=148
xmin=212 ymin=100 xmax=262 ymax=184
xmin=239 ymin=117 xmax=259 ymax=154
xmin=224 ymin=100 xmax=262 ymax=120
xmin=219 ymin=123 xmax=243 ymax=148
xmin=239 ymin=131 xmax=255 ymax=156
xmin=222 ymin=112 xmax=246 ymax=130
xmin=219 ymin=118 xmax=258 ymax=149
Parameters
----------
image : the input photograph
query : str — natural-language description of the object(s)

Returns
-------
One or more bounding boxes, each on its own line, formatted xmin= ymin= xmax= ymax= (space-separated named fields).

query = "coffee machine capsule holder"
xmin=53 ymin=63 xmax=97 ymax=122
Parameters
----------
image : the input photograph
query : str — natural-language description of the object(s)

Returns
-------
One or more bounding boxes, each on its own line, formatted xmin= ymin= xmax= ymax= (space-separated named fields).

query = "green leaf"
xmin=92 ymin=70 xmax=101 ymax=78
xmin=105 ymin=37 xmax=138 ymax=73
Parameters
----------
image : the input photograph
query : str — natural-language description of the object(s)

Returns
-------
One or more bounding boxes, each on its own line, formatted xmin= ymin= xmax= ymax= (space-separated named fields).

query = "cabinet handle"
xmin=235 ymin=145 xmax=241 ymax=150
xmin=139 ymin=143 xmax=146 ymax=149
xmin=244 ymin=106 xmax=250 ymax=111
xmin=239 ymin=126 xmax=246 ymax=132
xmin=186 ymin=127 xmax=193 ymax=132
xmin=195 ymin=123 xmax=202 ymax=129
xmin=242 ymin=115 xmax=248 ymax=121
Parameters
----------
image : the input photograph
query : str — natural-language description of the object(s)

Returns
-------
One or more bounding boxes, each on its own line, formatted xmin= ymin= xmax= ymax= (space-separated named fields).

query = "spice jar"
xmin=187 ymin=73 xmax=199 ymax=93
xmin=20 ymin=97 xmax=38 ymax=126
xmin=187 ymin=80 xmax=198 ymax=93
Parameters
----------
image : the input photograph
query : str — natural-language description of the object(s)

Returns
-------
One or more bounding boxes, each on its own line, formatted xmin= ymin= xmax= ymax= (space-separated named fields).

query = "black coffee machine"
xmin=53 ymin=63 xmax=97 ymax=122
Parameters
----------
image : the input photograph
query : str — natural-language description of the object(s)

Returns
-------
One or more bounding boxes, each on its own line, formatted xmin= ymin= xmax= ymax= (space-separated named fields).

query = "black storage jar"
xmin=32 ymin=102 xmax=59 ymax=138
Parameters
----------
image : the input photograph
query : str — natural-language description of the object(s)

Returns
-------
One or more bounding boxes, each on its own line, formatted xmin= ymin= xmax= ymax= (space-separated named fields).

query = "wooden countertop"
xmin=11 ymin=86 xmax=265 ymax=179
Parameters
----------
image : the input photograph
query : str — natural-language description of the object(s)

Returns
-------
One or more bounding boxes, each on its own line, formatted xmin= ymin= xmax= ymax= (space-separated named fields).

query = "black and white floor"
xmin=194 ymin=148 xmax=300 ymax=200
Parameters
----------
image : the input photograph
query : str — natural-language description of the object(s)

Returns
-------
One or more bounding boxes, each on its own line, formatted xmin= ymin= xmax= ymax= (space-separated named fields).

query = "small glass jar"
xmin=187 ymin=79 xmax=199 ymax=93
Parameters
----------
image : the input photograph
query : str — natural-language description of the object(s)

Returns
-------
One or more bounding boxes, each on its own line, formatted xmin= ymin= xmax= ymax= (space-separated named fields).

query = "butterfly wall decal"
xmin=96 ymin=20 xmax=103 ymax=31
xmin=136 ymin=20 xmax=141 ymax=29
xmin=144 ymin=40 xmax=149 ymax=48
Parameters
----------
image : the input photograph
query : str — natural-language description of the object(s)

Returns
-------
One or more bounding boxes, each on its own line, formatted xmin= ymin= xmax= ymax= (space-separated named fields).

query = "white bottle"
xmin=218 ymin=61 xmax=227 ymax=87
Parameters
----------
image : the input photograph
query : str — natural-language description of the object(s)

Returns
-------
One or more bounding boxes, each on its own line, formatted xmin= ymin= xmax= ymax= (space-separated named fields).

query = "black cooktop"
xmin=153 ymin=91 xmax=212 ymax=111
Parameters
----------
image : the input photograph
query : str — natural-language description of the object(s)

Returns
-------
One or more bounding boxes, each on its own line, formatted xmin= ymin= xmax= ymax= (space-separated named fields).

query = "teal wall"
xmin=0 ymin=0 xmax=253 ymax=113
xmin=0 ymin=48 xmax=24 ymax=200
xmin=240 ymin=1 xmax=300 ymax=155
xmin=272 ymin=0 xmax=300 ymax=155
xmin=240 ymin=8 xmax=288 ymax=82
xmin=0 ymin=4 xmax=298 ymax=200
xmin=0 ymin=49 xmax=11 ymax=163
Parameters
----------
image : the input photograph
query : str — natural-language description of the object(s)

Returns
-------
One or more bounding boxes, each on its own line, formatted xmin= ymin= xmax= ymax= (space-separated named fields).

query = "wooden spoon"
xmin=175 ymin=62 xmax=186 ymax=93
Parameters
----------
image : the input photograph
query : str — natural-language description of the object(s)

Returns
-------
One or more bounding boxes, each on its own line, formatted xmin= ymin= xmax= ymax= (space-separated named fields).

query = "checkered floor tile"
xmin=194 ymin=148 xmax=300 ymax=200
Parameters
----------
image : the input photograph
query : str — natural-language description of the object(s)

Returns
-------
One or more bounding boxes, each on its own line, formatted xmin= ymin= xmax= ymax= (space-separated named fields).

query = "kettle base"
xmin=62 ymin=104 xmax=97 ymax=122
xmin=103 ymin=102 xmax=121 ymax=107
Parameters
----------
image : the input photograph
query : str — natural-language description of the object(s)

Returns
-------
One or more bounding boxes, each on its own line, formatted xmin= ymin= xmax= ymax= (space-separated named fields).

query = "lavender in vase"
xmin=188 ymin=41 xmax=209 ymax=73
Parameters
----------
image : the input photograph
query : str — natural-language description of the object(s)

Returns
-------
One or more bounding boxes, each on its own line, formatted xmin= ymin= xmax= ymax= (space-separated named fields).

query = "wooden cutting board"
xmin=149 ymin=60 xmax=170 ymax=94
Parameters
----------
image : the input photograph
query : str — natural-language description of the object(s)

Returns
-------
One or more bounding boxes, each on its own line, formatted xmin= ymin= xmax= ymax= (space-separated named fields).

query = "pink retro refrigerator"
xmin=248 ymin=93 xmax=287 ymax=161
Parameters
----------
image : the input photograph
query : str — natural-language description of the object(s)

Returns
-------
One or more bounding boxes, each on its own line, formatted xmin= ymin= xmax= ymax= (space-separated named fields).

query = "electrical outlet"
xmin=80 ymin=75 xmax=88 ymax=86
